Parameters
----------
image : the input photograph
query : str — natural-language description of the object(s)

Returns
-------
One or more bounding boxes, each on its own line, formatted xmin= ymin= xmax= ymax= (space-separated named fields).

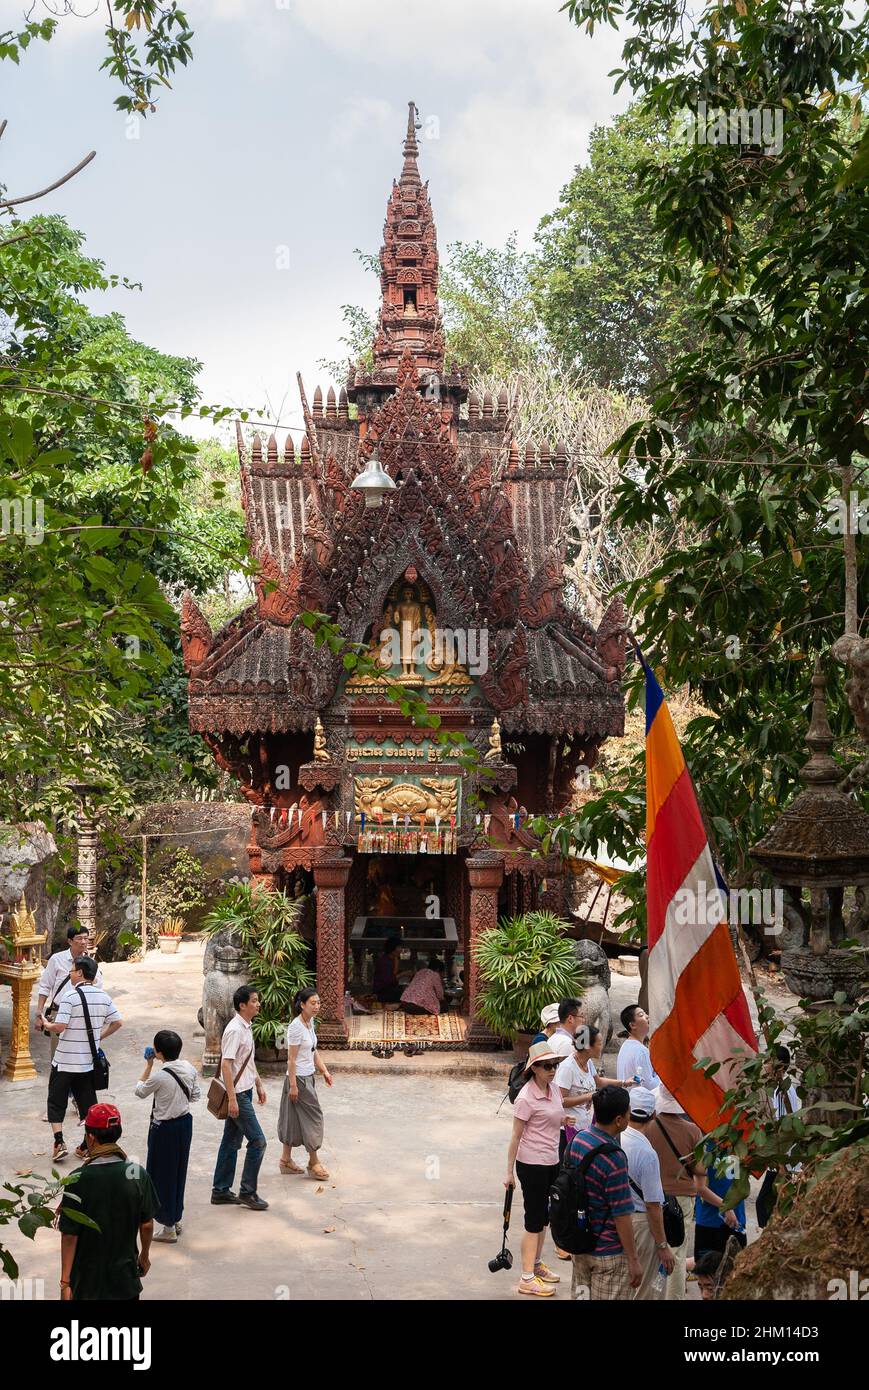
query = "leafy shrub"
xmin=202 ymin=884 xmax=314 ymax=1047
xmin=472 ymin=910 xmax=587 ymax=1040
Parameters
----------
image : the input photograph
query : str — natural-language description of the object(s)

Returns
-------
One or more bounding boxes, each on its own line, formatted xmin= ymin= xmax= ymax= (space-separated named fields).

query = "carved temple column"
xmin=247 ymin=811 xmax=279 ymax=894
xmin=466 ymin=851 xmax=505 ymax=1048
xmin=67 ymin=783 xmax=106 ymax=951
xmin=537 ymin=859 xmax=567 ymax=916
xmin=312 ymin=855 xmax=352 ymax=1045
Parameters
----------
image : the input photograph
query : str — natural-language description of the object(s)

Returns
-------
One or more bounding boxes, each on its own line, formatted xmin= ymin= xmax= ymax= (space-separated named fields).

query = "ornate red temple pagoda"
xmin=181 ymin=104 xmax=626 ymax=1046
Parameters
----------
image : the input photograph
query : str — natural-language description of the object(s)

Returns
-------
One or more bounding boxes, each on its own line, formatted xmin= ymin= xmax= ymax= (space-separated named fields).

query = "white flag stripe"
xmin=692 ymin=1013 xmax=756 ymax=1094
xmin=648 ymin=843 xmax=727 ymax=1033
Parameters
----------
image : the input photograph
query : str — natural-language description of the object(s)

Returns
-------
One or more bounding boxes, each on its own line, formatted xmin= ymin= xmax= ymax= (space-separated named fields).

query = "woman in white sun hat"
xmin=505 ymin=1039 xmax=567 ymax=1298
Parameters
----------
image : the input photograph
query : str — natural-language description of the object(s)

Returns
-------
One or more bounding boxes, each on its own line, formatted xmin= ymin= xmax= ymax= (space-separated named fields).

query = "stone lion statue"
xmin=199 ymin=930 xmax=248 ymax=1073
xmin=573 ymin=938 xmax=613 ymax=1046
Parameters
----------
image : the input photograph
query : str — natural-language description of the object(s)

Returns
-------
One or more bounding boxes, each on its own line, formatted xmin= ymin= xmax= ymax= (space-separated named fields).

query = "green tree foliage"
xmin=699 ymin=986 xmax=868 ymax=1216
xmin=546 ymin=0 xmax=869 ymax=915
xmin=0 ymin=211 xmax=246 ymax=819
xmin=1 ymin=1168 xmax=97 ymax=1280
xmin=534 ymin=104 xmax=703 ymax=392
xmin=1 ymin=3 xmax=194 ymax=116
xmin=440 ymin=234 xmax=545 ymax=375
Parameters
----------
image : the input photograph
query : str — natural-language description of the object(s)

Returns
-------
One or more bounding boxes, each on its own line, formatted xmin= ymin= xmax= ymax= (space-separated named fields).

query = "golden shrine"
xmin=0 ymin=896 xmax=46 ymax=1082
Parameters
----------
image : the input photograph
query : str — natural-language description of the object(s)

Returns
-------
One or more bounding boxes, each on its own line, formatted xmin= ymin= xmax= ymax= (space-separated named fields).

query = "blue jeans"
xmin=212 ymin=1089 xmax=266 ymax=1197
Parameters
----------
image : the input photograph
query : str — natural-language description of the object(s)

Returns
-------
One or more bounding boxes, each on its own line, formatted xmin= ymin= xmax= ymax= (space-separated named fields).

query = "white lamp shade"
xmin=350 ymin=453 xmax=397 ymax=508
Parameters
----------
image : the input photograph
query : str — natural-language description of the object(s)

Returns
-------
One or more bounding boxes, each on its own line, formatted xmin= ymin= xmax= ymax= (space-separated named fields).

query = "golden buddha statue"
xmin=485 ymin=718 xmax=503 ymax=762
xmin=314 ymin=716 xmax=329 ymax=763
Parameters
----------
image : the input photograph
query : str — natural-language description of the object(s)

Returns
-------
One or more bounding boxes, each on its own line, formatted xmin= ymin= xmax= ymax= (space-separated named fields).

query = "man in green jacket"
xmin=59 ymin=1103 xmax=159 ymax=1301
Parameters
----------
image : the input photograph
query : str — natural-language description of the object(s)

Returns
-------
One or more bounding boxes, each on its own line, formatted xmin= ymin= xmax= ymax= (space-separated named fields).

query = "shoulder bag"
xmin=653 ymin=1115 xmax=698 ymax=1248
xmin=75 ymin=985 xmax=110 ymax=1091
xmin=629 ymin=1171 xmax=686 ymax=1250
xmin=207 ymin=1043 xmax=254 ymax=1121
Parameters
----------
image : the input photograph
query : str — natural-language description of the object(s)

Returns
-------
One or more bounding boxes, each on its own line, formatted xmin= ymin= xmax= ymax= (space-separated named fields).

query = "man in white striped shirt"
xmin=41 ymin=956 xmax=122 ymax=1162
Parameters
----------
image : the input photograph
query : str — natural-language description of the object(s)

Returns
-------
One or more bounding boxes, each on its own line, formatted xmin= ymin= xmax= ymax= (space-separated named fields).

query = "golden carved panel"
xmin=354 ymin=775 xmax=459 ymax=822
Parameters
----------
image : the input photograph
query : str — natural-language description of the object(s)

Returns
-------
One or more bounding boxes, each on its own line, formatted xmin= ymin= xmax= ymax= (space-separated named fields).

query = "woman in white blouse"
xmin=555 ymin=1025 xmax=626 ymax=1145
xmin=278 ymin=989 xmax=333 ymax=1180
xmin=135 ymin=1029 xmax=201 ymax=1243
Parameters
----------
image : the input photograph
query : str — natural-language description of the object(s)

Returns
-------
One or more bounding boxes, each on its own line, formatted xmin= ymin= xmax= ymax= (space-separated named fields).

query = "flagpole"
xmin=731 ymin=917 xmax=776 ymax=1053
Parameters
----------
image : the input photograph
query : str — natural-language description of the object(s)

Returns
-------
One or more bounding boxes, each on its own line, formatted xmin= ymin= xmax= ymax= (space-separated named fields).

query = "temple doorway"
xmin=343 ymin=852 xmax=468 ymax=1048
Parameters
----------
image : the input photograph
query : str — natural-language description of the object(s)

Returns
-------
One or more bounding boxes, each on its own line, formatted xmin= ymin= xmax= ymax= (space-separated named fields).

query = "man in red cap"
xmin=58 ymin=1103 xmax=159 ymax=1301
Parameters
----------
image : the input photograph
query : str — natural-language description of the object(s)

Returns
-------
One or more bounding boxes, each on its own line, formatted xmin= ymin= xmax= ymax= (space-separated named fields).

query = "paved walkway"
xmin=0 ymin=942 xmax=769 ymax=1300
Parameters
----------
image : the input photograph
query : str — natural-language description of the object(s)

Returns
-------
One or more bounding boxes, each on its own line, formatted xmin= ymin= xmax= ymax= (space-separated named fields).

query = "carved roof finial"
xmin=802 ymin=658 xmax=840 ymax=787
xmin=402 ymin=100 xmax=421 ymax=185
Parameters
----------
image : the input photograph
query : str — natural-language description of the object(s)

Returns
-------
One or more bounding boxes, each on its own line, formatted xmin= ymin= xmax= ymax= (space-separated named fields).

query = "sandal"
xmin=279 ymin=1158 xmax=304 ymax=1175
xmin=403 ymin=1043 xmax=418 ymax=1057
xmin=307 ymin=1161 xmax=330 ymax=1180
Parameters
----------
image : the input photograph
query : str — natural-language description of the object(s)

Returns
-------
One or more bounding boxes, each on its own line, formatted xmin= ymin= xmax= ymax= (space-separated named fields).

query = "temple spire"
xmin=401 ymin=101 xmax=421 ymax=187
xmin=365 ymin=100 xmax=445 ymax=382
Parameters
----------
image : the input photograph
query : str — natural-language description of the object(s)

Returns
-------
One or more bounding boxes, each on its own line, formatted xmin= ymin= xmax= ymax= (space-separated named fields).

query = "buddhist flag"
xmin=643 ymin=656 xmax=756 ymax=1132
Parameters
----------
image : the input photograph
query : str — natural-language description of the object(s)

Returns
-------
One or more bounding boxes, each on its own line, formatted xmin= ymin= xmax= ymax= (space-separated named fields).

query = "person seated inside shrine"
xmin=400 ymin=956 xmax=446 ymax=1016
xmin=373 ymin=936 xmax=403 ymax=1004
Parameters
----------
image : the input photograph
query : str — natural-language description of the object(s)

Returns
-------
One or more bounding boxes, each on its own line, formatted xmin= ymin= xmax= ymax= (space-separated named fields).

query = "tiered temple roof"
xmin=182 ymin=103 xmax=625 ymax=743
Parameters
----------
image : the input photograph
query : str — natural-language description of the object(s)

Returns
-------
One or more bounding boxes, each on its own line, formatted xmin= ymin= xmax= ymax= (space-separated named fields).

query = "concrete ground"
xmin=0 ymin=942 xmax=764 ymax=1300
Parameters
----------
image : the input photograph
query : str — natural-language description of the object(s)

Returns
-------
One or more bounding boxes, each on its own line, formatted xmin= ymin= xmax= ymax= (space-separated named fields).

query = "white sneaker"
xmin=153 ymin=1224 xmax=178 ymax=1243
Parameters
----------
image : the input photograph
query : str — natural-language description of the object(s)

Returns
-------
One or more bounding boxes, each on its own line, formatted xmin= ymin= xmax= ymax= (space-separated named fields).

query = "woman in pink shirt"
xmin=400 ymin=956 xmax=445 ymax=1016
xmin=505 ymin=1039 xmax=566 ymax=1298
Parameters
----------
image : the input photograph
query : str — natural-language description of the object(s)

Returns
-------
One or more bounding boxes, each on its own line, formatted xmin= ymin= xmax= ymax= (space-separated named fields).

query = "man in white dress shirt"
xmin=550 ymin=998 xmax=585 ymax=1058
xmin=211 ymin=986 xmax=269 ymax=1212
xmin=36 ymin=925 xmax=103 ymax=1056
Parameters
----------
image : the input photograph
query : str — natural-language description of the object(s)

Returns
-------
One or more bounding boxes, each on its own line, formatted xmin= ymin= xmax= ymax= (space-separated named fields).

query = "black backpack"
xmin=548 ymin=1141 xmax=618 ymax=1254
xmin=506 ymin=1059 xmax=527 ymax=1105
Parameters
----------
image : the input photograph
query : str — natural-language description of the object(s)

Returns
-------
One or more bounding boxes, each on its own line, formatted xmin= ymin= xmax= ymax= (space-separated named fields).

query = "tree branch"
xmin=0 ymin=150 xmax=96 ymax=210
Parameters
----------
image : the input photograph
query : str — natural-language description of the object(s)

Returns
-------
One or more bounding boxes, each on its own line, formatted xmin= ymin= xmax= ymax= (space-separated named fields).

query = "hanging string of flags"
xmin=251 ymin=804 xmax=546 ymax=852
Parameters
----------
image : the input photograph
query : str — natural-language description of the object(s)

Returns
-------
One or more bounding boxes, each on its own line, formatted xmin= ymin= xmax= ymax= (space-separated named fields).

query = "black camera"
xmin=488 ymin=1247 xmax=513 ymax=1273
xmin=488 ymin=1184 xmax=514 ymax=1273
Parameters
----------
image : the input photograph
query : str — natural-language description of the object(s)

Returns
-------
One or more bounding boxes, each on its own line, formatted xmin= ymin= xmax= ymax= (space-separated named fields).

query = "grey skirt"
xmin=278 ymin=1073 xmax=324 ymax=1151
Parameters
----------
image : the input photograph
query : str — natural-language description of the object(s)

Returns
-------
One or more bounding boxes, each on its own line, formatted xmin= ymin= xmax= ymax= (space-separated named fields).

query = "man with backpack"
xmin=559 ymin=1086 xmax=642 ymax=1299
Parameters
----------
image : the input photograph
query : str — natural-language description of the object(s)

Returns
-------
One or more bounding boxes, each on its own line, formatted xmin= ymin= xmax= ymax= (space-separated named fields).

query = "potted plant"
xmin=157 ymin=915 xmax=184 ymax=954
xmin=202 ymin=884 xmax=314 ymax=1060
xmin=147 ymin=847 xmax=205 ymax=954
xmin=472 ymin=911 xmax=587 ymax=1057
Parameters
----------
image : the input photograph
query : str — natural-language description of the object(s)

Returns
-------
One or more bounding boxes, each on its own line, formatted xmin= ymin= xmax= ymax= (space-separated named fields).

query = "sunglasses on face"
xmin=535 ymin=1061 xmax=558 ymax=1072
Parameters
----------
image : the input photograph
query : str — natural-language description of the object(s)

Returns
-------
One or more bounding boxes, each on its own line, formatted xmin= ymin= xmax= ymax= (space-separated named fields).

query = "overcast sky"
xmin=1 ymin=0 xmax=627 ymax=438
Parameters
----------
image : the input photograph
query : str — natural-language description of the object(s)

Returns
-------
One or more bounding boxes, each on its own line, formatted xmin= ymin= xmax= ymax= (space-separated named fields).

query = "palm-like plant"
xmin=202 ymin=884 xmax=314 ymax=1046
xmin=472 ymin=911 xmax=587 ymax=1040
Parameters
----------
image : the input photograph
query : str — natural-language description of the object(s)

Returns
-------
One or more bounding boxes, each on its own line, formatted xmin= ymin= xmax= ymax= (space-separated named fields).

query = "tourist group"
xmin=503 ymin=996 xmax=796 ymax=1301
xmin=34 ymin=925 xmax=329 ymax=1300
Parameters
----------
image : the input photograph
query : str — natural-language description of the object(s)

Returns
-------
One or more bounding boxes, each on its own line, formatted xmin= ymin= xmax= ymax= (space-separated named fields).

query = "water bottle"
xmin=652 ymin=1261 xmax=669 ymax=1295
xmin=576 ymin=1206 xmax=587 ymax=1233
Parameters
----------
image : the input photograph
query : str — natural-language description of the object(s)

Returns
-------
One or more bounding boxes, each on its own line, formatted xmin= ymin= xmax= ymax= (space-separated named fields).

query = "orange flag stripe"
xmin=645 ymin=697 xmax=686 ymax=842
